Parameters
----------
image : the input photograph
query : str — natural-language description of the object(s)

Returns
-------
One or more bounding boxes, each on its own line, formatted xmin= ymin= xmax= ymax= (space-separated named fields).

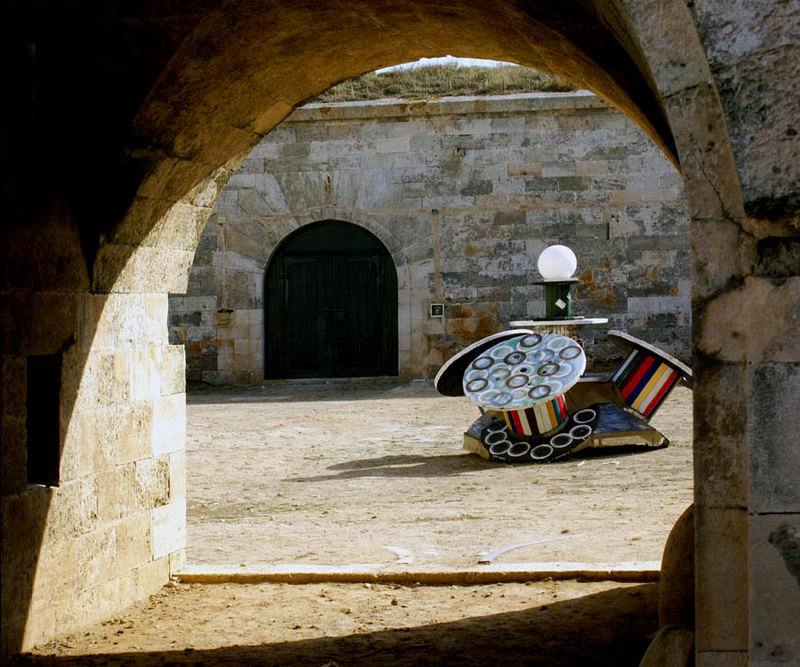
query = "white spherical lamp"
xmin=537 ymin=245 xmax=577 ymax=280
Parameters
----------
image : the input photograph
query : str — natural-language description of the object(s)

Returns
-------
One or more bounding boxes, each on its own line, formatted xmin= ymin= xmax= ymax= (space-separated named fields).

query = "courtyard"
xmin=16 ymin=379 xmax=691 ymax=665
xmin=184 ymin=379 xmax=693 ymax=571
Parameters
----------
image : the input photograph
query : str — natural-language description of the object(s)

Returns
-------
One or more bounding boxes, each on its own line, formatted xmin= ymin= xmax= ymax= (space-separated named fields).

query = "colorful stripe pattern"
xmin=611 ymin=349 xmax=681 ymax=419
xmin=503 ymin=395 xmax=568 ymax=436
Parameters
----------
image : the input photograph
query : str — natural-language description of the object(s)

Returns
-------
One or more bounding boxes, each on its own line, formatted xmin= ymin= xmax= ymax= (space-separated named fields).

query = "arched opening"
xmin=6 ymin=1 xmax=794 ymax=662
xmin=264 ymin=221 xmax=398 ymax=379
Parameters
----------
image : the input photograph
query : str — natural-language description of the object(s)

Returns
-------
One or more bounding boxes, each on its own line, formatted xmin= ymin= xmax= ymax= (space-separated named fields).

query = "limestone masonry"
xmin=169 ymin=92 xmax=690 ymax=384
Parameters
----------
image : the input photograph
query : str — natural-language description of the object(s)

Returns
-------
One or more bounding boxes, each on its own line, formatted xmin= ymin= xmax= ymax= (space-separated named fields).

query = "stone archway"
xmin=4 ymin=1 xmax=798 ymax=661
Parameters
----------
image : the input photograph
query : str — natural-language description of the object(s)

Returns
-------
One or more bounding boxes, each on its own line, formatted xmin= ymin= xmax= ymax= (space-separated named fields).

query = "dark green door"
xmin=265 ymin=221 xmax=398 ymax=378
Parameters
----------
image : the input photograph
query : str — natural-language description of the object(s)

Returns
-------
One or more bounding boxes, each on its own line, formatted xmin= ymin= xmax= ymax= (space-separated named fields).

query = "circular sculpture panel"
xmin=463 ymin=333 xmax=586 ymax=411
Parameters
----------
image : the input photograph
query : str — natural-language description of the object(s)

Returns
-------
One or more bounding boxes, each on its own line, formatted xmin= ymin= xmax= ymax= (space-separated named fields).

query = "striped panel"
xmin=611 ymin=349 xmax=639 ymax=383
xmin=642 ymin=370 xmax=680 ymax=418
xmin=632 ymin=363 xmax=670 ymax=412
xmin=620 ymin=355 xmax=656 ymax=401
xmin=505 ymin=397 xmax=568 ymax=436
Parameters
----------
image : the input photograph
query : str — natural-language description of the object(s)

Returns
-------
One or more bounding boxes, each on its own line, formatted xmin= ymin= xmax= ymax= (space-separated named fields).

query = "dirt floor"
xmin=17 ymin=379 xmax=692 ymax=665
xmin=185 ymin=380 xmax=693 ymax=569
xmin=18 ymin=580 xmax=659 ymax=666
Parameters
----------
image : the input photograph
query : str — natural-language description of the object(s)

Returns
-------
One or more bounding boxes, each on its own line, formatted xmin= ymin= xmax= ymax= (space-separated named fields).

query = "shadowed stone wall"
xmin=170 ymin=92 xmax=690 ymax=384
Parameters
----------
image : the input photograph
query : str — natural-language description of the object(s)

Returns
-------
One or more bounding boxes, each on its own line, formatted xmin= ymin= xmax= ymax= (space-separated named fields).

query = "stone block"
xmin=376 ymin=137 xmax=409 ymax=153
xmin=161 ymin=345 xmax=186 ymax=396
xmin=575 ymin=161 xmax=608 ymax=176
xmin=117 ymin=513 xmax=152 ymax=573
xmin=694 ymin=506 xmax=749 ymax=652
xmin=748 ymin=363 xmax=800 ymax=513
xmin=697 ymin=277 xmax=800 ymax=364
xmin=135 ymin=556 xmax=170 ymax=599
xmin=152 ymin=500 xmax=186 ymax=559
xmin=151 ymin=389 xmax=185 ymax=455
xmin=96 ymin=464 xmax=136 ymax=522
xmin=507 ymin=162 xmax=541 ymax=178
xmin=169 ymin=549 xmax=187 ymax=574
xmin=77 ymin=527 xmax=117 ymax=588
xmin=42 ymin=478 xmax=98 ymax=543
xmin=135 ymin=456 xmax=171 ymax=509
xmin=541 ymin=161 xmax=575 ymax=177
xmin=749 ymin=513 xmax=800 ymax=663
xmin=693 ymin=360 xmax=748 ymax=509
xmin=115 ymin=403 xmax=154 ymax=467
xmin=169 ymin=450 xmax=186 ymax=503
xmin=234 ymin=338 xmax=250 ymax=356
xmin=609 ymin=190 xmax=642 ymax=204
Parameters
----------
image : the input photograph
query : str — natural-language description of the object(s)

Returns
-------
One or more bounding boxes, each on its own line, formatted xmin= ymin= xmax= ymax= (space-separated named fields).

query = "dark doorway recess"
xmin=265 ymin=221 xmax=398 ymax=379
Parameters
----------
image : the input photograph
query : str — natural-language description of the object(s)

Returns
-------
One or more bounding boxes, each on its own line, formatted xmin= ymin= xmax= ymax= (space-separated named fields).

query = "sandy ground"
xmin=18 ymin=580 xmax=659 ymax=666
xmin=17 ymin=380 xmax=692 ymax=665
xmin=185 ymin=380 xmax=693 ymax=569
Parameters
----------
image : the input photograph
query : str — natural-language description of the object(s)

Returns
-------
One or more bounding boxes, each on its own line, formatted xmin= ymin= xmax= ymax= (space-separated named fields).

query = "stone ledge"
xmin=177 ymin=561 xmax=661 ymax=585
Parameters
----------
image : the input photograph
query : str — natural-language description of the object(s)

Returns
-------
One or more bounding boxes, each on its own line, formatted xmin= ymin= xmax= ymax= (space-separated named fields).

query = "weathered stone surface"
xmin=748 ymin=513 xmax=800 ymax=663
xmin=694 ymin=506 xmax=748 ymax=653
xmin=170 ymin=93 xmax=690 ymax=383
xmin=659 ymin=505 xmax=694 ymax=628
xmin=639 ymin=626 xmax=694 ymax=667
xmin=697 ymin=277 xmax=800 ymax=363
xmin=748 ymin=363 xmax=800 ymax=514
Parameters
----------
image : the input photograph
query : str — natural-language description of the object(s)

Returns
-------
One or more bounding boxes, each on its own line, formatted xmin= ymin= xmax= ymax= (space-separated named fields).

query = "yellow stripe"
xmin=642 ymin=368 xmax=677 ymax=415
xmin=632 ymin=363 xmax=669 ymax=411
xmin=503 ymin=412 xmax=514 ymax=431
xmin=545 ymin=400 xmax=558 ymax=429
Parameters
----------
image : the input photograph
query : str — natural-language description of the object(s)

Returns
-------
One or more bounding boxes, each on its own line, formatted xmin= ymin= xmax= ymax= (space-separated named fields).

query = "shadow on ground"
xmin=286 ymin=445 xmax=672 ymax=483
xmin=13 ymin=584 xmax=657 ymax=666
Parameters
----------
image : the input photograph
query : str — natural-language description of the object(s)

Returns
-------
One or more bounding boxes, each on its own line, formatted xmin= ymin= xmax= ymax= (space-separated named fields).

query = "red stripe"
xmin=643 ymin=371 xmax=679 ymax=417
xmin=557 ymin=395 xmax=567 ymax=419
xmin=510 ymin=410 xmax=524 ymax=434
xmin=621 ymin=355 xmax=655 ymax=400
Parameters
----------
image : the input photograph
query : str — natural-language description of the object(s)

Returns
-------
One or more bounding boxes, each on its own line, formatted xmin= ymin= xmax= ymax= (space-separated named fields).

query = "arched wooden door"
xmin=265 ymin=221 xmax=398 ymax=378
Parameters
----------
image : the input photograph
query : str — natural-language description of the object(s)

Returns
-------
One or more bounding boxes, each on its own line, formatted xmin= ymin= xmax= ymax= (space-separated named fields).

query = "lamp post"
xmin=534 ymin=245 xmax=580 ymax=319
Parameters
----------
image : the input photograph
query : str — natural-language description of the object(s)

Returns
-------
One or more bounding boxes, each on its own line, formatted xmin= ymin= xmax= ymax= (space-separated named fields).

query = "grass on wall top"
xmin=313 ymin=65 xmax=576 ymax=103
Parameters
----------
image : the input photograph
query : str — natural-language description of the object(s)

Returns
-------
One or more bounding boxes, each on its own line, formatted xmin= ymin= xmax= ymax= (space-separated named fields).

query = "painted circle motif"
xmin=473 ymin=356 xmax=494 ymax=370
xmin=463 ymin=332 xmax=585 ymax=410
xmin=465 ymin=378 xmax=489 ymax=393
xmin=573 ymin=408 xmax=596 ymax=424
xmin=508 ymin=442 xmax=531 ymax=458
xmin=550 ymin=432 xmax=573 ymax=449
xmin=569 ymin=424 xmax=593 ymax=440
xmin=506 ymin=374 xmax=529 ymax=389
xmin=531 ymin=444 xmax=554 ymax=460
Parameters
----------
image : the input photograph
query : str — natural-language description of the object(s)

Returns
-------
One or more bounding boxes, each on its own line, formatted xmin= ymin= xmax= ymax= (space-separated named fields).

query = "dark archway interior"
xmin=265 ymin=221 xmax=398 ymax=379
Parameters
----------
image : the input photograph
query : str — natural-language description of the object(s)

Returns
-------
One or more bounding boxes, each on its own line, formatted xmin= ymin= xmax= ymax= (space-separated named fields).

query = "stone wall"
xmin=1 ymin=291 xmax=186 ymax=651
xmin=170 ymin=92 xmax=690 ymax=383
